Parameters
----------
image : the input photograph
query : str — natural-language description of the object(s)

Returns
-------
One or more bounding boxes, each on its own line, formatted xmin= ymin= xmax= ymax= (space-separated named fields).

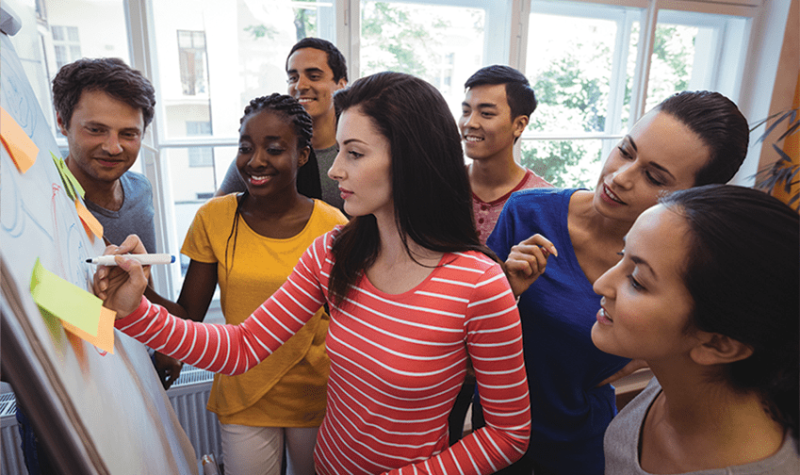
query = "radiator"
xmin=0 ymin=393 xmax=26 ymax=475
xmin=0 ymin=366 xmax=222 ymax=475
xmin=166 ymin=366 xmax=223 ymax=466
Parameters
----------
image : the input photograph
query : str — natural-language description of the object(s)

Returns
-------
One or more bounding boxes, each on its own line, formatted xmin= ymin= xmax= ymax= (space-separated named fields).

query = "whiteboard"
xmin=0 ymin=30 xmax=198 ymax=475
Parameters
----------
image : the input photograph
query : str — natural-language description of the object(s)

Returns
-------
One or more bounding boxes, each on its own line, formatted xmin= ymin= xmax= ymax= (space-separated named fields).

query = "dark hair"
xmin=286 ymin=38 xmax=348 ymax=83
xmin=225 ymin=94 xmax=321 ymax=275
xmin=656 ymin=91 xmax=748 ymax=186
xmin=52 ymin=58 xmax=156 ymax=130
xmin=661 ymin=184 xmax=799 ymax=438
xmin=464 ymin=65 xmax=537 ymax=121
xmin=327 ymin=72 xmax=495 ymax=306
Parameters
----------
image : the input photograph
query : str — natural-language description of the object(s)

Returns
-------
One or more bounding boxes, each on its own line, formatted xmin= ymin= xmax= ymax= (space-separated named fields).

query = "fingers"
xmin=518 ymin=233 xmax=558 ymax=258
xmin=507 ymin=240 xmax=552 ymax=279
xmin=119 ymin=234 xmax=148 ymax=255
xmin=115 ymin=255 xmax=149 ymax=289
xmin=503 ymin=234 xmax=557 ymax=297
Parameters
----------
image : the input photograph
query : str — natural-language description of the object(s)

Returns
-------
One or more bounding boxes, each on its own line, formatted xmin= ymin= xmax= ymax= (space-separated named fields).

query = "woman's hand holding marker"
xmin=92 ymin=234 xmax=150 ymax=319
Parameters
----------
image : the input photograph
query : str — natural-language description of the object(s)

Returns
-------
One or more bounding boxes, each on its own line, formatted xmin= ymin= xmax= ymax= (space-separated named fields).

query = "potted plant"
xmin=752 ymin=107 xmax=799 ymax=211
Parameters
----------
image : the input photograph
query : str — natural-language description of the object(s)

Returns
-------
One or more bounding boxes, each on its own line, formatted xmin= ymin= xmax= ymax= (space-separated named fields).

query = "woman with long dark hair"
xmin=95 ymin=72 xmax=530 ymax=474
xmin=597 ymin=185 xmax=799 ymax=473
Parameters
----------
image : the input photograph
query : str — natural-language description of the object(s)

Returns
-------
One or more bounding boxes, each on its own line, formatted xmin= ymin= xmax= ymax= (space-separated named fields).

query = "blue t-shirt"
xmin=487 ymin=188 xmax=630 ymax=475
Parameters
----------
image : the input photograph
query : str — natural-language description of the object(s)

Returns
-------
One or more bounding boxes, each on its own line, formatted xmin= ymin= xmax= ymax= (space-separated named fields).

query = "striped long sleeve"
xmin=116 ymin=230 xmax=530 ymax=474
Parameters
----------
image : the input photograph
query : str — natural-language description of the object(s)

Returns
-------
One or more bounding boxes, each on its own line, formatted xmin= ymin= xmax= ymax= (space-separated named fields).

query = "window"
xmin=177 ymin=30 xmax=208 ymax=96
xmin=186 ymin=121 xmax=213 ymax=168
xmin=520 ymin=0 xmax=750 ymax=188
xmin=23 ymin=0 xmax=774 ymax=299
xmin=52 ymin=26 xmax=82 ymax=69
xmin=359 ymin=0 xmax=492 ymax=118
xmin=145 ymin=0 xmax=337 ymax=293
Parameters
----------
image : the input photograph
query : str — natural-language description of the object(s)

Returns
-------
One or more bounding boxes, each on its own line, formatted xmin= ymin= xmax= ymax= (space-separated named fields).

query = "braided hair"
xmin=225 ymin=93 xmax=322 ymax=276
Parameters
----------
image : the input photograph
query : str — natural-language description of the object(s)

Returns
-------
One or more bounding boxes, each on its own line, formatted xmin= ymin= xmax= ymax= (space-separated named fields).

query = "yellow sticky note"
xmin=1 ymin=106 xmax=38 ymax=173
xmin=75 ymin=199 xmax=104 ymax=240
xmin=30 ymin=258 xmax=102 ymax=337
xmin=62 ymin=306 xmax=116 ymax=354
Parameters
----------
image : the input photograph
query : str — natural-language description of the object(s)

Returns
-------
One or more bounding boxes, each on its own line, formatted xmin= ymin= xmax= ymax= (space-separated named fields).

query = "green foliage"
xmin=650 ymin=25 xmax=690 ymax=94
xmin=244 ymin=24 xmax=279 ymax=40
xmin=520 ymin=140 xmax=601 ymax=188
xmin=524 ymin=23 xmax=694 ymax=188
xmin=361 ymin=2 xmax=445 ymax=80
xmin=244 ymin=7 xmax=316 ymax=42
xmin=753 ymin=109 xmax=800 ymax=211
xmin=294 ymin=8 xmax=317 ymax=40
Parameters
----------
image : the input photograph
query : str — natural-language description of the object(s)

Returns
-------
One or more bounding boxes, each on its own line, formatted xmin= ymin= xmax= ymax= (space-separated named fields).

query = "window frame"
xmin=116 ymin=0 xmax=784 ymax=297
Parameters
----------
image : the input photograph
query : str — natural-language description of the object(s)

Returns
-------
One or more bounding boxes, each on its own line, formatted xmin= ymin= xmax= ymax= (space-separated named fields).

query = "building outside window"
xmin=51 ymin=25 xmax=81 ymax=69
xmin=178 ymin=30 xmax=208 ymax=96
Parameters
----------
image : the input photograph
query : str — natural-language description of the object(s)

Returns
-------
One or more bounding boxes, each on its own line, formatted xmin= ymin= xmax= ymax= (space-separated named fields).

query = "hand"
xmin=153 ymin=351 xmax=184 ymax=390
xmin=504 ymin=234 xmax=558 ymax=297
xmin=595 ymin=359 xmax=649 ymax=388
xmin=93 ymin=235 xmax=150 ymax=319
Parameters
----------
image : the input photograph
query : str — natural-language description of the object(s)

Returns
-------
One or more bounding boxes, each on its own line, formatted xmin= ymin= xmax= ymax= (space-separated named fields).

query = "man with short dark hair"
xmin=449 ymin=65 xmax=551 ymax=448
xmin=54 ymin=58 xmax=159 ymax=253
xmin=53 ymin=58 xmax=182 ymax=384
xmin=217 ymin=38 xmax=348 ymax=210
xmin=459 ymin=64 xmax=551 ymax=244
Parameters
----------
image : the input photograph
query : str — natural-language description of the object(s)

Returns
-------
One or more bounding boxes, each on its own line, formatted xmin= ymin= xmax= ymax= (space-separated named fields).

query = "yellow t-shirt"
xmin=181 ymin=194 xmax=348 ymax=427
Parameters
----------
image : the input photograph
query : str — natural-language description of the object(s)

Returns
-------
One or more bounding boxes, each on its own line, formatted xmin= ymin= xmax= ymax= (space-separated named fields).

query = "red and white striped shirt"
xmin=117 ymin=230 xmax=530 ymax=474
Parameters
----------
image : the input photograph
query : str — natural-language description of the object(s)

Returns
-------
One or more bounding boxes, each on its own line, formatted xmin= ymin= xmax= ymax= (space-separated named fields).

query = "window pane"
xmin=526 ymin=1 xmax=640 ymax=189
xmin=43 ymin=1 xmax=131 ymax=137
xmin=67 ymin=26 xmax=80 ymax=42
xmin=645 ymin=10 xmax=748 ymax=111
xmin=360 ymin=1 xmax=486 ymax=119
xmin=51 ymin=25 xmax=65 ymax=41
xmin=151 ymin=0 xmax=335 ymax=141
xmin=645 ymin=22 xmax=698 ymax=111
xmin=527 ymin=9 xmax=627 ymax=134
xmin=520 ymin=139 xmax=608 ymax=189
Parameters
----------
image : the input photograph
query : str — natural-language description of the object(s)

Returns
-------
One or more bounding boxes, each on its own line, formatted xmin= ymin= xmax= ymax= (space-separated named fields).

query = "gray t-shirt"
xmin=85 ymin=171 xmax=157 ymax=253
xmin=605 ymin=378 xmax=800 ymax=474
xmin=217 ymin=145 xmax=344 ymax=212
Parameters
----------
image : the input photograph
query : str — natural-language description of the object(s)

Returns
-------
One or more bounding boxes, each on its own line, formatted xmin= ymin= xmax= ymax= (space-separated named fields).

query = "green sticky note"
xmin=64 ymin=163 xmax=85 ymax=199
xmin=51 ymin=152 xmax=76 ymax=200
xmin=50 ymin=152 xmax=85 ymax=200
xmin=30 ymin=258 xmax=101 ymax=337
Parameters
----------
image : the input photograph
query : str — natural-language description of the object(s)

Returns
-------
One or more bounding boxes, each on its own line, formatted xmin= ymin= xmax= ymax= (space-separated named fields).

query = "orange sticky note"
xmin=0 ymin=106 xmax=38 ymax=173
xmin=62 ymin=306 xmax=116 ymax=354
xmin=75 ymin=199 xmax=104 ymax=240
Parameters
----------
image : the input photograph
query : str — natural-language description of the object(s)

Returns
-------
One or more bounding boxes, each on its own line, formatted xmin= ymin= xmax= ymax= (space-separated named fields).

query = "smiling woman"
xmin=598 ymin=185 xmax=799 ymax=474
xmin=174 ymin=94 xmax=346 ymax=475
xmin=486 ymin=91 xmax=750 ymax=475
